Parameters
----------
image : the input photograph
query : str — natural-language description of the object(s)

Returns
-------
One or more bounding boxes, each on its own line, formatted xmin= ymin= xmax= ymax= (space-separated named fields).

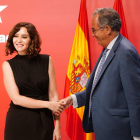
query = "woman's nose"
xmin=17 ymin=37 xmax=22 ymax=42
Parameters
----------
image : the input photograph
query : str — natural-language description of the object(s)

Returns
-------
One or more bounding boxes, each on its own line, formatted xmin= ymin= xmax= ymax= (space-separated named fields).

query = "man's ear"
xmin=105 ymin=25 xmax=111 ymax=35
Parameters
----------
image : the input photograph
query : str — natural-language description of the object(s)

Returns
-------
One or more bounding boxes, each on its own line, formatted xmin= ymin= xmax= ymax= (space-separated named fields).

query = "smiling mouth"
xmin=16 ymin=44 xmax=24 ymax=47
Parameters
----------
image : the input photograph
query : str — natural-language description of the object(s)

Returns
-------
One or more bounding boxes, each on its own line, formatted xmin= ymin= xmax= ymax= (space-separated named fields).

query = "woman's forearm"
xmin=13 ymin=95 xmax=63 ymax=114
xmin=54 ymin=115 xmax=61 ymax=128
xmin=13 ymin=95 xmax=50 ymax=109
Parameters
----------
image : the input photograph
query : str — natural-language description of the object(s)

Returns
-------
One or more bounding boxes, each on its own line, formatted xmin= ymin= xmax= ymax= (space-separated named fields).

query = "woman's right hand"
xmin=48 ymin=101 xmax=65 ymax=115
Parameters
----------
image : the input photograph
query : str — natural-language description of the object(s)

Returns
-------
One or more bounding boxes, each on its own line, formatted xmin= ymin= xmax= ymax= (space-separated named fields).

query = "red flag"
xmin=113 ymin=0 xmax=128 ymax=38
xmin=64 ymin=0 xmax=94 ymax=140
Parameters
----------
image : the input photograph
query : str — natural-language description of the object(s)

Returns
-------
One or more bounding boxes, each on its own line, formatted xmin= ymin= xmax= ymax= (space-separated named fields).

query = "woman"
xmin=2 ymin=22 xmax=64 ymax=140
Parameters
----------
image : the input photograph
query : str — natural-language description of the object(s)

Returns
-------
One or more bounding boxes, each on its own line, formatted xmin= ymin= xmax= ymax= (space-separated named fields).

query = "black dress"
xmin=4 ymin=54 xmax=54 ymax=140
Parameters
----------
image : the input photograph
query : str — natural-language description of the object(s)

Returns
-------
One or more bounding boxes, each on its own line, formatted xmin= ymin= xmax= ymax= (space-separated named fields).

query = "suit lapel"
xmin=92 ymin=34 xmax=123 ymax=91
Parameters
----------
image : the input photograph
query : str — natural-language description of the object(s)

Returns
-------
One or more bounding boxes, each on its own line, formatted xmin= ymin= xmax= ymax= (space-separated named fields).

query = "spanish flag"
xmin=113 ymin=0 xmax=128 ymax=38
xmin=64 ymin=0 xmax=93 ymax=140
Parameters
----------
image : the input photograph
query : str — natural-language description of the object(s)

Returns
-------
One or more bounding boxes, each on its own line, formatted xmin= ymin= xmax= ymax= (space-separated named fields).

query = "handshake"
xmin=49 ymin=96 xmax=73 ymax=115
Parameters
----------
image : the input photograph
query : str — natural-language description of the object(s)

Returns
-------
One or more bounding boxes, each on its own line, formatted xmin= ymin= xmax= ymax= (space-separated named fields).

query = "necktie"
xmin=89 ymin=48 xmax=108 ymax=118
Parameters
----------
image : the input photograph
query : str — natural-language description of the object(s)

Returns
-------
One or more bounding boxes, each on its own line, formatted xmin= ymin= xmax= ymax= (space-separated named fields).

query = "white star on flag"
xmin=0 ymin=6 xmax=7 ymax=23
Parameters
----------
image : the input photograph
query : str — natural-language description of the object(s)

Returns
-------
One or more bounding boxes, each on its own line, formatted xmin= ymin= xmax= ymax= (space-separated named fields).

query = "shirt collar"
xmin=106 ymin=35 xmax=119 ymax=50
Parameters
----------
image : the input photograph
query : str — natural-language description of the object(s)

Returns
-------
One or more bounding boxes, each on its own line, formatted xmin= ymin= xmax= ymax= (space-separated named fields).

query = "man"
xmin=61 ymin=8 xmax=140 ymax=140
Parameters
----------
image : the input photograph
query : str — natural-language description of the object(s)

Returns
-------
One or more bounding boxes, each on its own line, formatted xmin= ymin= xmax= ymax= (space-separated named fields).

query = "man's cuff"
xmin=71 ymin=94 xmax=78 ymax=108
xmin=133 ymin=137 xmax=140 ymax=140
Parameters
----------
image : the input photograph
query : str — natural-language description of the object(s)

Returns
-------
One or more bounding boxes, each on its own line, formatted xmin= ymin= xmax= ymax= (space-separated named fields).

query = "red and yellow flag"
xmin=113 ymin=0 xmax=128 ymax=38
xmin=64 ymin=0 xmax=93 ymax=140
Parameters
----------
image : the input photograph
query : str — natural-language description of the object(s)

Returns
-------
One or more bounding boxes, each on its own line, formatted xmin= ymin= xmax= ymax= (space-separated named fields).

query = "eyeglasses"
xmin=92 ymin=27 xmax=105 ymax=34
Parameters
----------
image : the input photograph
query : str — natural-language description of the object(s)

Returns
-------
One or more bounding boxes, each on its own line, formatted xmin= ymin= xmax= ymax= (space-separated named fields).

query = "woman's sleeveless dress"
xmin=4 ymin=54 xmax=54 ymax=140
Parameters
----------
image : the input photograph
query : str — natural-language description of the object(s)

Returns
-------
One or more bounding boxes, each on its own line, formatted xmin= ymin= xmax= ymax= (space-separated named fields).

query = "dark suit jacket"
xmin=75 ymin=34 xmax=140 ymax=140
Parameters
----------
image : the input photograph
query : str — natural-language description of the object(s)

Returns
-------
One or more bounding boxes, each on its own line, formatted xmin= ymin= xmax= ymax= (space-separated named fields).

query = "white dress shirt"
xmin=70 ymin=35 xmax=140 ymax=140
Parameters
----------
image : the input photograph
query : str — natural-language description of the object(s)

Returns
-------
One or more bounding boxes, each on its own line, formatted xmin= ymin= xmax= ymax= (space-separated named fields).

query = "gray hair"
xmin=92 ymin=7 xmax=121 ymax=32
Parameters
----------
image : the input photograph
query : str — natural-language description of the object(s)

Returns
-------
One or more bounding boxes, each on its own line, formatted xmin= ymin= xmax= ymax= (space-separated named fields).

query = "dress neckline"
xmin=16 ymin=54 xmax=28 ymax=59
